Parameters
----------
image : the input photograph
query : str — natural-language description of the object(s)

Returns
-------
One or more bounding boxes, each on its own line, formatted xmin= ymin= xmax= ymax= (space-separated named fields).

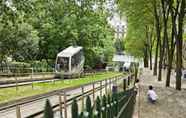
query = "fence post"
xmin=123 ymin=79 xmax=126 ymax=91
xmin=93 ymin=83 xmax=95 ymax=103
xmin=100 ymin=81 xmax=102 ymax=97
xmin=109 ymin=78 xmax=111 ymax=92
xmin=31 ymin=68 xmax=34 ymax=89
xmin=59 ymin=95 xmax=63 ymax=118
xmin=16 ymin=105 xmax=21 ymax=118
xmin=81 ymin=86 xmax=85 ymax=110
xmin=63 ymin=91 xmax=67 ymax=118
xmin=128 ymin=76 xmax=130 ymax=86
xmin=15 ymin=72 xmax=18 ymax=91
xmin=105 ymin=79 xmax=107 ymax=95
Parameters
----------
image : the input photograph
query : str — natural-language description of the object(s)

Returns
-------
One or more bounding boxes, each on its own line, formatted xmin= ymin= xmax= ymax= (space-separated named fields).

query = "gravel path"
xmin=133 ymin=68 xmax=186 ymax=118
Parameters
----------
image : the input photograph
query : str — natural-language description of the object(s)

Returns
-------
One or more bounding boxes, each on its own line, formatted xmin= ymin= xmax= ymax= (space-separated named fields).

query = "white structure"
xmin=183 ymin=70 xmax=186 ymax=80
xmin=112 ymin=54 xmax=137 ymax=63
xmin=112 ymin=52 xmax=143 ymax=71
xmin=55 ymin=46 xmax=85 ymax=78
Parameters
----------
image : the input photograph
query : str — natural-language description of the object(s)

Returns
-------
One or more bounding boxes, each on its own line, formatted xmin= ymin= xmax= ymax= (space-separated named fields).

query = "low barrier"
xmin=0 ymin=73 xmax=135 ymax=118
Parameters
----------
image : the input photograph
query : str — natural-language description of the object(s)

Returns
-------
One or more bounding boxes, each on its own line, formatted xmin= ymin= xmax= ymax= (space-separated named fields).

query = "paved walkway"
xmin=133 ymin=68 xmax=186 ymax=118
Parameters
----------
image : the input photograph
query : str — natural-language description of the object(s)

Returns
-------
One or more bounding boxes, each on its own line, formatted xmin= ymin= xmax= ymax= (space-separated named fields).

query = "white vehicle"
xmin=55 ymin=46 xmax=85 ymax=78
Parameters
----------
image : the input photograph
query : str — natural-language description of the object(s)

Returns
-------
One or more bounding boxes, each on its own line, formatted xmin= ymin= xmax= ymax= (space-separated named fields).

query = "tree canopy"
xmin=0 ymin=0 xmax=115 ymax=68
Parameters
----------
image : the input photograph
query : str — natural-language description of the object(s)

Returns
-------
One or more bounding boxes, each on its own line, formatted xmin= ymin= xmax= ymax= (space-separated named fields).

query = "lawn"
xmin=0 ymin=72 xmax=123 ymax=104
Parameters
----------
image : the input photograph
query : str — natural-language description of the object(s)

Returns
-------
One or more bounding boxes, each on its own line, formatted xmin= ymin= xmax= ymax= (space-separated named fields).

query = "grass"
xmin=0 ymin=72 xmax=123 ymax=104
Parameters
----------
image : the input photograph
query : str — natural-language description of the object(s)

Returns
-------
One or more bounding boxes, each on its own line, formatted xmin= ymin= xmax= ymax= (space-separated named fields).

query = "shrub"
xmin=102 ymin=95 xmax=107 ymax=118
xmin=72 ymin=99 xmax=78 ymax=118
xmin=96 ymin=96 xmax=101 ymax=118
xmin=44 ymin=99 xmax=53 ymax=118
xmin=86 ymin=96 xmax=92 ymax=118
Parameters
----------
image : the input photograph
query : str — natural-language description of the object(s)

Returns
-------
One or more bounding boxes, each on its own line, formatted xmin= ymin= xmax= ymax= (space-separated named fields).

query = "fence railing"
xmin=0 ymin=73 xmax=135 ymax=118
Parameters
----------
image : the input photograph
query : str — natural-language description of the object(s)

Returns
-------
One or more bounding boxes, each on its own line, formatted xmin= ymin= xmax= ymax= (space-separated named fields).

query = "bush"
xmin=72 ymin=99 xmax=78 ymax=118
xmin=86 ymin=96 xmax=92 ymax=118
xmin=107 ymin=95 xmax=111 ymax=118
xmin=44 ymin=99 xmax=54 ymax=118
xmin=96 ymin=96 xmax=101 ymax=118
xmin=7 ymin=62 xmax=31 ymax=73
xmin=31 ymin=60 xmax=54 ymax=72
xmin=102 ymin=95 xmax=107 ymax=118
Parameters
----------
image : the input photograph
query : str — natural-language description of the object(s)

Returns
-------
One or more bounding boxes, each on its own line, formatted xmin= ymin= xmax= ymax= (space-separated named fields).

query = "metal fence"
xmin=0 ymin=73 xmax=136 ymax=118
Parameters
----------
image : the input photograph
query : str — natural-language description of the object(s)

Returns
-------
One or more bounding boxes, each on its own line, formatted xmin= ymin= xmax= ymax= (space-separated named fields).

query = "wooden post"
xmin=116 ymin=77 xmax=118 ymax=85
xmin=81 ymin=86 xmax=84 ymax=110
xmin=128 ymin=76 xmax=130 ymax=86
xmin=105 ymin=79 xmax=107 ymax=95
xmin=93 ymin=83 xmax=95 ymax=102
xmin=109 ymin=78 xmax=111 ymax=92
xmin=59 ymin=95 xmax=63 ymax=118
xmin=123 ymin=79 xmax=126 ymax=91
xmin=16 ymin=105 xmax=21 ymax=118
xmin=63 ymin=91 xmax=67 ymax=118
xmin=100 ymin=81 xmax=102 ymax=97
xmin=31 ymin=68 xmax=34 ymax=89
xmin=15 ymin=72 xmax=18 ymax=91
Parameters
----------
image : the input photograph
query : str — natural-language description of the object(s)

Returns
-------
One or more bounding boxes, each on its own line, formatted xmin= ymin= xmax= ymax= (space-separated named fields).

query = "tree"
xmin=174 ymin=0 xmax=185 ymax=90
xmin=152 ymin=0 xmax=162 ymax=76
xmin=117 ymin=0 xmax=155 ymax=64
xmin=118 ymin=0 xmax=185 ymax=90
xmin=0 ymin=0 xmax=115 ymax=69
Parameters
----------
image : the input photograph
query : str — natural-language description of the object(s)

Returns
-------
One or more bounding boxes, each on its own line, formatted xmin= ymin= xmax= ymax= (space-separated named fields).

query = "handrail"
xmin=26 ymin=82 xmax=103 ymax=118
xmin=0 ymin=74 xmax=127 ymax=111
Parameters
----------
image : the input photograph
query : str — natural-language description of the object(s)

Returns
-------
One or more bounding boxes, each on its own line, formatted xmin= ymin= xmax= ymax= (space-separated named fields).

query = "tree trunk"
xmin=176 ymin=38 xmax=182 ymax=90
xmin=149 ymin=48 xmax=152 ymax=70
xmin=149 ymin=28 xmax=154 ymax=70
xmin=158 ymin=39 xmax=164 ymax=81
xmin=153 ymin=0 xmax=161 ymax=76
xmin=144 ymin=46 xmax=149 ymax=68
xmin=166 ymin=1 xmax=176 ymax=87
xmin=175 ymin=0 xmax=185 ymax=90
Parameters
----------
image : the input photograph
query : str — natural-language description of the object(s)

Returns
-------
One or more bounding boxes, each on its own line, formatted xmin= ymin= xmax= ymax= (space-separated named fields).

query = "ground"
xmin=133 ymin=68 xmax=186 ymax=118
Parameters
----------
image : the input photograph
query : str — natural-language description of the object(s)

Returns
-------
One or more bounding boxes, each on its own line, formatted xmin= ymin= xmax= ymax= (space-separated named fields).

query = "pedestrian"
xmin=147 ymin=85 xmax=158 ymax=104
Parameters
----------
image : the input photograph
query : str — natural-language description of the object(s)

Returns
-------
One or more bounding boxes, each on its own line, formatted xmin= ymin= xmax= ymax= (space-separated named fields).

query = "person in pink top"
xmin=147 ymin=85 xmax=158 ymax=103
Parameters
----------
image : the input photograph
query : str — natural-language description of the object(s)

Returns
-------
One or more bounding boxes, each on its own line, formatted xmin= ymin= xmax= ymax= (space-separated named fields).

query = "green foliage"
xmin=31 ymin=60 xmax=53 ymax=72
xmin=72 ymin=99 xmax=78 ymax=118
xmin=44 ymin=99 xmax=54 ymax=118
xmin=102 ymin=95 xmax=107 ymax=118
xmin=0 ymin=0 xmax=115 ymax=68
xmin=107 ymin=94 xmax=111 ymax=118
xmin=112 ymin=92 xmax=118 ymax=116
xmin=117 ymin=0 xmax=155 ymax=58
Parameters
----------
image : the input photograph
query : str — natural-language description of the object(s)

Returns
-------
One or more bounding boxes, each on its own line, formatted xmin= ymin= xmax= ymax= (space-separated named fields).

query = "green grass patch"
xmin=0 ymin=72 xmax=123 ymax=104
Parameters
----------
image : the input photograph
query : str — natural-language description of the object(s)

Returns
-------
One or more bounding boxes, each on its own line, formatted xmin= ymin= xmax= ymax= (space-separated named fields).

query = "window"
xmin=57 ymin=57 xmax=69 ymax=72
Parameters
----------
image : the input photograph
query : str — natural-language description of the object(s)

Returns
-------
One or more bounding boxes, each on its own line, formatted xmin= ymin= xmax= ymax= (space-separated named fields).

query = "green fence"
xmin=42 ymin=74 xmax=137 ymax=118
xmin=72 ymin=88 xmax=137 ymax=118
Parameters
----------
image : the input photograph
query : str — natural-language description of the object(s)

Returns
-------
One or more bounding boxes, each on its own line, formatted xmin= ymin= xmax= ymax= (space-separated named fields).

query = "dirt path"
xmin=133 ymin=68 xmax=186 ymax=118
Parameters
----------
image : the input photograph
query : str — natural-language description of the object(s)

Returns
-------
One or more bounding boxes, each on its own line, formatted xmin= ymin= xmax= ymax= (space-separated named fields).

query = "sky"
xmin=105 ymin=0 xmax=127 ymax=38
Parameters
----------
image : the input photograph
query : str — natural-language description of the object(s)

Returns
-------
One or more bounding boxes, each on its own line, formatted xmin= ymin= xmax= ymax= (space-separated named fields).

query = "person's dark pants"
xmin=148 ymin=97 xmax=156 ymax=104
